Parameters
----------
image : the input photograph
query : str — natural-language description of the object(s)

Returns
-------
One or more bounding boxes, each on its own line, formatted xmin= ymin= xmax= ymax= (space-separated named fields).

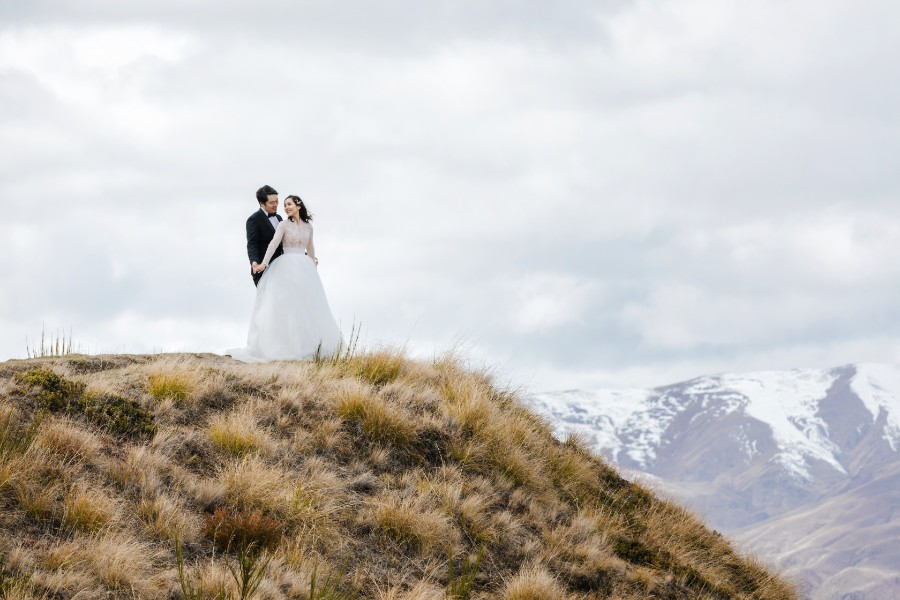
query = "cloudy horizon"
xmin=2 ymin=0 xmax=899 ymax=392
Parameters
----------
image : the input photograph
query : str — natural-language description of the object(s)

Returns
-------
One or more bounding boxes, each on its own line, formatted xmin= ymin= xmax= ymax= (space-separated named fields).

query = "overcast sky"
xmin=2 ymin=0 xmax=899 ymax=392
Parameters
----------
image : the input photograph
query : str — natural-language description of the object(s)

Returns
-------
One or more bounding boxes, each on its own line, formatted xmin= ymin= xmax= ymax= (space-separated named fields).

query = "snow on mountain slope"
xmin=851 ymin=363 xmax=900 ymax=450
xmin=528 ymin=363 xmax=900 ymax=600
xmin=529 ymin=364 xmax=900 ymax=484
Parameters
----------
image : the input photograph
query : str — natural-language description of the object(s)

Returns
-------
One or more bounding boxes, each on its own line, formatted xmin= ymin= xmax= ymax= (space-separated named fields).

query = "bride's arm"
xmin=260 ymin=222 xmax=285 ymax=268
xmin=306 ymin=225 xmax=317 ymax=266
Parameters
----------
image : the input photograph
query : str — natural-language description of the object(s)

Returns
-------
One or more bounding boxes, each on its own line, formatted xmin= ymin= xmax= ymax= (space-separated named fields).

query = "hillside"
xmin=0 ymin=352 xmax=797 ymax=599
xmin=527 ymin=363 xmax=900 ymax=599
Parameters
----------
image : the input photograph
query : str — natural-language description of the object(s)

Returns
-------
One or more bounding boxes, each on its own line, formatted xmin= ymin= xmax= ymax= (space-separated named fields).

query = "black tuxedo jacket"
xmin=246 ymin=209 xmax=284 ymax=286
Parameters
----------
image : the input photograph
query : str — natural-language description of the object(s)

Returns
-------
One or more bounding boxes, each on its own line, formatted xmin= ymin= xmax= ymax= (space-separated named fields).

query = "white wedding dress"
xmin=228 ymin=219 xmax=343 ymax=362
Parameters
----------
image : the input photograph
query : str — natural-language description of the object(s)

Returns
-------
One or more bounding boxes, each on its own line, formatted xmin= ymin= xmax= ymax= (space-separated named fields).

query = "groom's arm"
xmin=246 ymin=216 xmax=262 ymax=265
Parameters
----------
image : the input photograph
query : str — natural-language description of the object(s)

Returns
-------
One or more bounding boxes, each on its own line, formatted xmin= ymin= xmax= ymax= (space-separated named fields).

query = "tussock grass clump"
xmin=0 ymin=406 xmax=42 ymax=463
xmin=501 ymin=564 xmax=570 ymax=600
xmin=148 ymin=369 xmax=193 ymax=402
xmin=0 ymin=352 xmax=799 ymax=600
xmin=204 ymin=508 xmax=283 ymax=554
xmin=371 ymin=492 xmax=458 ymax=554
xmin=207 ymin=407 xmax=269 ymax=456
xmin=334 ymin=384 xmax=418 ymax=448
xmin=34 ymin=418 xmax=101 ymax=463
xmin=138 ymin=494 xmax=201 ymax=543
xmin=61 ymin=484 xmax=117 ymax=533
xmin=220 ymin=455 xmax=292 ymax=513
xmin=80 ymin=533 xmax=162 ymax=595
xmin=341 ymin=348 xmax=408 ymax=387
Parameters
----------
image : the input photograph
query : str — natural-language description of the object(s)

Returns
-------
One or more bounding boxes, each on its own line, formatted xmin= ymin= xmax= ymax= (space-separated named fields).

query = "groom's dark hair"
xmin=256 ymin=185 xmax=278 ymax=205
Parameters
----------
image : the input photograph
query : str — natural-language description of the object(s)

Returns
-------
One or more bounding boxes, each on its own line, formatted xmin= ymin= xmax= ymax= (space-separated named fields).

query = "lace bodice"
xmin=262 ymin=220 xmax=315 ymax=266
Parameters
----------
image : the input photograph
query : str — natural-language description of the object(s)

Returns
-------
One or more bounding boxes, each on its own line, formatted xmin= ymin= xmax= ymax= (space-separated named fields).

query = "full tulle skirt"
xmin=227 ymin=250 xmax=342 ymax=362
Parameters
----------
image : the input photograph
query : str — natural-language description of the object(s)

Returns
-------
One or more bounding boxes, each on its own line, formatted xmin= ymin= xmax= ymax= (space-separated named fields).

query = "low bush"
xmin=73 ymin=393 xmax=157 ymax=439
xmin=14 ymin=369 xmax=85 ymax=412
xmin=13 ymin=369 xmax=155 ymax=439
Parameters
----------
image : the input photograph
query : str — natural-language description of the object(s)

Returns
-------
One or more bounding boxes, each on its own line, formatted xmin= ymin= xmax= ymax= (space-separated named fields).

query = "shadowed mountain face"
xmin=528 ymin=363 xmax=900 ymax=600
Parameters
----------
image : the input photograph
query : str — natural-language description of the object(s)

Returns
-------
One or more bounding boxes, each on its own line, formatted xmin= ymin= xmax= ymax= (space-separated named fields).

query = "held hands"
xmin=252 ymin=262 xmax=267 ymax=274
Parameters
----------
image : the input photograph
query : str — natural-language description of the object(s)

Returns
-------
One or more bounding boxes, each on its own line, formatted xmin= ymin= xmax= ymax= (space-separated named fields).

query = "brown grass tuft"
xmin=61 ymin=484 xmax=117 ymax=533
xmin=147 ymin=368 xmax=193 ymax=402
xmin=334 ymin=383 xmax=418 ymax=447
xmin=207 ymin=405 xmax=271 ymax=456
xmin=78 ymin=533 xmax=164 ymax=595
xmin=137 ymin=493 xmax=201 ymax=543
xmin=34 ymin=418 xmax=102 ymax=464
xmin=501 ymin=564 xmax=570 ymax=600
xmin=370 ymin=492 xmax=458 ymax=555
xmin=342 ymin=348 xmax=407 ymax=387
xmin=203 ymin=507 xmax=283 ymax=553
xmin=220 ymin=455 xmax=292 ymax=513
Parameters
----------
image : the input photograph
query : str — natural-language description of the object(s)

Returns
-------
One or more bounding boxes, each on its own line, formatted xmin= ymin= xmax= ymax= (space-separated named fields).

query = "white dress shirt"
xmin=261 ymin=208 xmax=279 ymax=229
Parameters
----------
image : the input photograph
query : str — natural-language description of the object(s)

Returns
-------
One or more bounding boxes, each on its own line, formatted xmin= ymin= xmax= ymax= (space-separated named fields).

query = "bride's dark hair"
xmin=285 ymin=195 xmax=313 ymax=223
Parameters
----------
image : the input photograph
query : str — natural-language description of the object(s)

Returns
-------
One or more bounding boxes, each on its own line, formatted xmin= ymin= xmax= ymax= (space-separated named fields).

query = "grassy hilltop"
xmin=0 ymin=351 xmax=798 ymax=599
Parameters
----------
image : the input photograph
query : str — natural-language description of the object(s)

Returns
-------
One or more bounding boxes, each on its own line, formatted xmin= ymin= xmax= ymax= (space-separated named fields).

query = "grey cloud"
xmin=2 ymin=0 xmax=900 ymax=391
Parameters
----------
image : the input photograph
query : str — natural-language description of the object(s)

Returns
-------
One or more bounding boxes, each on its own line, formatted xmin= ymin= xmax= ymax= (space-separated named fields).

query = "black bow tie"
xmin=266 ymin=213 xmax=277 ymax=218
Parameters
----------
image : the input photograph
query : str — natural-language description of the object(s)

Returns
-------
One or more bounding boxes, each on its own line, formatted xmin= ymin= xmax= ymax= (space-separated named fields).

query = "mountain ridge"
xmin=527 ymin=362 xmax=900 ymax=600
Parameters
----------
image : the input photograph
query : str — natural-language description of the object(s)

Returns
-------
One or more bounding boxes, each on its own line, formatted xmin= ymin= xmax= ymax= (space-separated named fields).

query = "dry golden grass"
xmin=147 ymin=368 xmax=194 ymax=403
xmin=501 ymin=564 xmax=570 ymax=600
xmin=376 ymin=580 xmax=445 ymax=600
xmin=339 ymin=347 xmax=409 ymax=387
xmin=207 ymin=404 xmax=272 ymax=456
xmin=220 ymin=454 xmax=292 ymax=513
xmin=108 ymin=444 xmax=169 ymax=494
xmin=137 ymin=493 xmax=201 ymax=543
xmin=14 ymin=481 xmax=59 ymax=524
xmin=370 ymin=492 xmax=459 ymax=555
xmin=33 ymin=418 xmax=102 ymax=464
xmin=334 ymin=382 xmax=418 ymax=447
xmin=0 ymin=352 xmax=799 ymax=600
xmin=79 ymin=533 xmax=165 ymax=596
xmin=61 ymin=484 xmax=117 ymax=533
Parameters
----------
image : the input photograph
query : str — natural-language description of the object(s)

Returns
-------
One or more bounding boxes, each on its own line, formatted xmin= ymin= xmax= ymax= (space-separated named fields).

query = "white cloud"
xmin=508 ymin=273 xmax=599 ymax=334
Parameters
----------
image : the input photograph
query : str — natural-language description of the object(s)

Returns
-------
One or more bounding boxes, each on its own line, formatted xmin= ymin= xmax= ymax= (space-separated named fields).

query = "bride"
xmin=228 ymin=195 xmax=343 ymax=361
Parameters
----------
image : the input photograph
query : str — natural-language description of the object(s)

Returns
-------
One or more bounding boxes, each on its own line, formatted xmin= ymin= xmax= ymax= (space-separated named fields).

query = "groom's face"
xmin=262 ymin=195 xmax=278 ymax=214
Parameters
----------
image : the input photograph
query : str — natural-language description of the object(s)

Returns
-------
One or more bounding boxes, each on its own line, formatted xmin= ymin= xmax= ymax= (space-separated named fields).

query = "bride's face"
xmin=284 ymin=199 xmax=296 ymax=217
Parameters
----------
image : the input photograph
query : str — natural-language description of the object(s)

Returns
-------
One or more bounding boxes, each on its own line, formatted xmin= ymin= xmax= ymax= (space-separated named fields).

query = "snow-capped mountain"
xmin=527 ymin=363 xmax=900 ymax=600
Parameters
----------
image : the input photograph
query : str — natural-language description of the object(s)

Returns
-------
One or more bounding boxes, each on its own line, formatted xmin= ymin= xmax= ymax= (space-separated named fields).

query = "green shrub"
xmin=73 ymin=393 xmax=157 ymax=439
xmin=13 ymin=369 xmax=155 ymax=439
xmin=14 ymin=369 xmax=85 ymax=412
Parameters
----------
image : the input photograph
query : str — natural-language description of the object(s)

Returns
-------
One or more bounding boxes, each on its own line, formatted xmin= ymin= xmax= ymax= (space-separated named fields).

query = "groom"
xmin=246 ymin=184 xmax=284 ymax=286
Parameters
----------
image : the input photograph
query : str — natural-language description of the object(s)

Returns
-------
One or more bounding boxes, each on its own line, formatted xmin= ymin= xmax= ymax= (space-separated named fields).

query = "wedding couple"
xmin=227 ymin=185 xmax=343 ymax=362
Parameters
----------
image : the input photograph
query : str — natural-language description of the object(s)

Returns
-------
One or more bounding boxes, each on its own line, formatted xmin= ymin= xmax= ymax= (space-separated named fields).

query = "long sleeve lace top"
xmin=261 ymin=220 xmax=316 ymax=267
